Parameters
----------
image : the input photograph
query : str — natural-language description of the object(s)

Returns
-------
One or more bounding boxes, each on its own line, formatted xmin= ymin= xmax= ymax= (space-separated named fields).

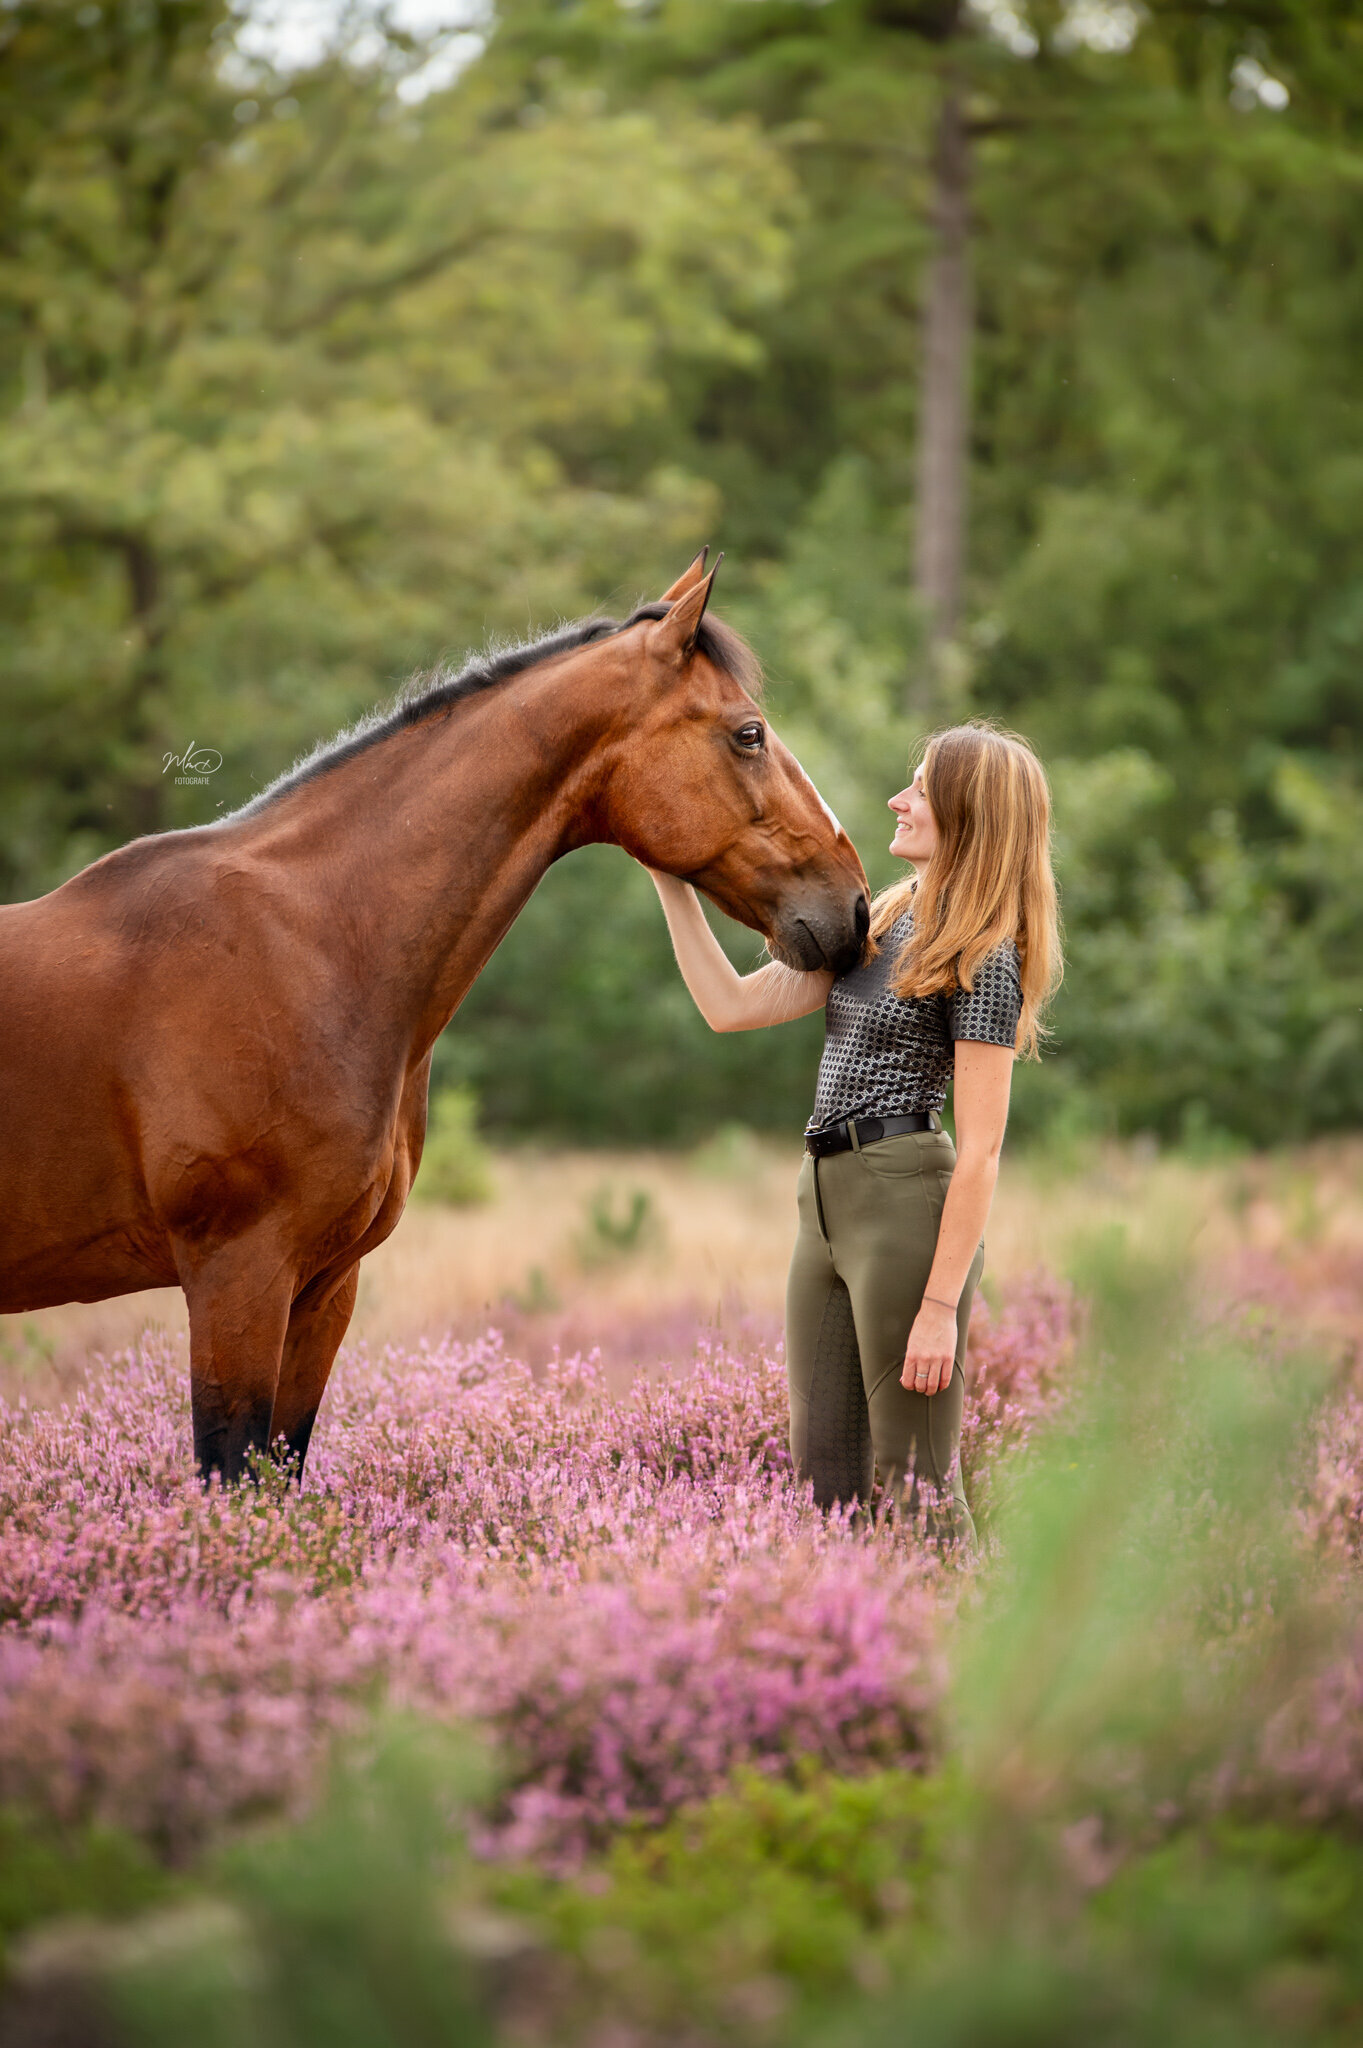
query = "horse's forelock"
xmin=700 ymin=615 xmax=764 ymax=701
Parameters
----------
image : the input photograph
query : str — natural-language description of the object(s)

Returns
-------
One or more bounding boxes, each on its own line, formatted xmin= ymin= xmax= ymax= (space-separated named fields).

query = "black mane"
xmin=238 ymin=601 xmax=759 ymax=816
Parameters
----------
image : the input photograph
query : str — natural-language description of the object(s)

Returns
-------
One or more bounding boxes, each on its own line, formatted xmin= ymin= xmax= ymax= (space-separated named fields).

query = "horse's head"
xmin=599 ymin=555 xmax=870 ymax=976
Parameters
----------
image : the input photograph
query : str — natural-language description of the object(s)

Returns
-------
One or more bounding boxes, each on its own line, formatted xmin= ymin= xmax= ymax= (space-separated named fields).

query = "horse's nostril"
xmin=854 ymin=894 xmax=870 ymax=943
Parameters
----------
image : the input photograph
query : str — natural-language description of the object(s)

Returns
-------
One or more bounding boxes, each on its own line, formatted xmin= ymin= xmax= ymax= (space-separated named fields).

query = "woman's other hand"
xmin=907 ymin=1041 xmax=1013 ymax=1392
xmin=901 ymin=1298 xmax=958 ymax=1397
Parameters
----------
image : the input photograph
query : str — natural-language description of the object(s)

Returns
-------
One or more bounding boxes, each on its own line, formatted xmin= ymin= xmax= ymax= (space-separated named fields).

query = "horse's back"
xmin=0 ymin=831 xmax=221 ymax=1058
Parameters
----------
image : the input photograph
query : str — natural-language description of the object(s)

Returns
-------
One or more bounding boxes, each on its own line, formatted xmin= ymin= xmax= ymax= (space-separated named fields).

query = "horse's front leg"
xmin=176 ymin=1232 xmax=296 ymax=1485
xmin=270 ymin=1263 xmax=360 ymax=1478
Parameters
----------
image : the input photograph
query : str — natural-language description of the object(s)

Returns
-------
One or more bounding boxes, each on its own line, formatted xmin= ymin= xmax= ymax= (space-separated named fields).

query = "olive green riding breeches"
xmin=785 ymin=1128 xmax=983 ymax=1540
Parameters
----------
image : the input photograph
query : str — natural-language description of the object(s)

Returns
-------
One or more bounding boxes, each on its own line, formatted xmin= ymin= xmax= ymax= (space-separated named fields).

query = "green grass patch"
xmin=494 ymin=1767 xmax=961 ymax=2031
xmin=0 ymin=1807 xmax=182 ymax=1980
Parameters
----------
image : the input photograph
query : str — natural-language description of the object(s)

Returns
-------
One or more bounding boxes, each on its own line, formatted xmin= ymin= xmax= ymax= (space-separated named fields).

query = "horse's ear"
xmin=651 ymin=556 xmax=721 ymax=666
xmin=659 ymin=548 xmax=709 ymax=604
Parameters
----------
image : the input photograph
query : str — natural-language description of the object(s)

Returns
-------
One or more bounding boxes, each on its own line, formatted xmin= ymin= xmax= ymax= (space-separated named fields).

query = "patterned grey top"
xmin=808 ymin=912 xmax=1022 ymax=1133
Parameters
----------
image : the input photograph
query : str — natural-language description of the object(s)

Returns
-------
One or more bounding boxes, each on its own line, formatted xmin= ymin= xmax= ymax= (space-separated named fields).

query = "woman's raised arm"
xmin=646 ymin=871 xmax=832 ymax=1032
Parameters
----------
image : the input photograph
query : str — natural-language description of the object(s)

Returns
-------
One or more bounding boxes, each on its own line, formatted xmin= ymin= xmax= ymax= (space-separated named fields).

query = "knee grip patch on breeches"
xmin=804 ymin=1278 xmax=874 ymax=1510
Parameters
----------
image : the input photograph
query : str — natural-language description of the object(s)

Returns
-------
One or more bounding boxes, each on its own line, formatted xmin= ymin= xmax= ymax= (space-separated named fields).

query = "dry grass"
xmin=4 ymin=1135 xmax=1361 ymax=1404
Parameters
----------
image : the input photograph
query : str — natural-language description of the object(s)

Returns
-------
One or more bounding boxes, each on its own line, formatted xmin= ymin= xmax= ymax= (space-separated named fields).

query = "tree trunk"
xmin=118 ymin=533 xmax=169 ymax=840
xmin=913 ymin=82 xmax=972 ymax=668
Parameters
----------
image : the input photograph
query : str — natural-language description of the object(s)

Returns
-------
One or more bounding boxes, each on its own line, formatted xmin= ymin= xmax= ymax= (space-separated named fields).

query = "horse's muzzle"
xmin=773 ymin=891 xmax=870 ymax=978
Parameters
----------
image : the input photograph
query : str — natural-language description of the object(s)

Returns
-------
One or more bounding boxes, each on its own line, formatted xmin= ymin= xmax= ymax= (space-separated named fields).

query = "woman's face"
xmin=888 ymin=764 xmax=939 ymax=867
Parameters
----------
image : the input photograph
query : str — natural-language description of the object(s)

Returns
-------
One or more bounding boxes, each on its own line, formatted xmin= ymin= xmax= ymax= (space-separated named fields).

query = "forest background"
xmin=2 ymin=0 xmax=1361 ymax=1149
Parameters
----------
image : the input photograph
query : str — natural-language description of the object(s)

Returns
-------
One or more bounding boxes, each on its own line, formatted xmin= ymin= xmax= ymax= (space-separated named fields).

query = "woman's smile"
xmin=888 ymin=767 xmax=938 ymax=864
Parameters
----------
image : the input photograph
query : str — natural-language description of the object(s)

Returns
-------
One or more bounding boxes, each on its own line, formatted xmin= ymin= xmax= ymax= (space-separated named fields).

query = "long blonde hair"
xmin=870 ymin=721 xmax=1062 ymax=1060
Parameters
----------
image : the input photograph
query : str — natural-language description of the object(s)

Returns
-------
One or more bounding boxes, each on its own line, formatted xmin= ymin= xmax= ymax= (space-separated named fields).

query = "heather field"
xmin=4 ymin=1142 xmax=1363 ymax=2047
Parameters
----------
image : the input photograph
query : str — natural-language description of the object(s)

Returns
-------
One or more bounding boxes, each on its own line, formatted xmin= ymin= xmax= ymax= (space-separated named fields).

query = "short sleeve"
xmin=948 ymin=941 xmax=1022 ymax=1048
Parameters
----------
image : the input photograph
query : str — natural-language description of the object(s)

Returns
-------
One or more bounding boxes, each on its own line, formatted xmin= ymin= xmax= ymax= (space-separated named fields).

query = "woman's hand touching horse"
xmin=645 ymin=869 xmax=832 ymax=1032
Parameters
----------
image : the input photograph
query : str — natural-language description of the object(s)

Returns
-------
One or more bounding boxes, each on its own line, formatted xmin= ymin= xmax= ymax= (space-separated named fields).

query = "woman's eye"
xmin=735 ymin=723 xmax=765 ymax=751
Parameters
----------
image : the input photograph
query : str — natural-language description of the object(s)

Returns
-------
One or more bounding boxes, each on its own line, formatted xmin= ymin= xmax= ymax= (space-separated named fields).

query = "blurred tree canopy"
xmin=3 ymin=0 xmax=1361 ymax=1144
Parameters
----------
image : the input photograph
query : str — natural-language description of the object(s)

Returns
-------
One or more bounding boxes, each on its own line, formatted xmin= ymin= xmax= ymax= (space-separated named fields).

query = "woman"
xmin=648 ymin=721 xmax=1060 ymax=1543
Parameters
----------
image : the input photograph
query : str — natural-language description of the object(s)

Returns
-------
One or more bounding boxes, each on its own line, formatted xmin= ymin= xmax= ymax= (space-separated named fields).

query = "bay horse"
xmin=0 ymin=556 xmax=869 ymax=1482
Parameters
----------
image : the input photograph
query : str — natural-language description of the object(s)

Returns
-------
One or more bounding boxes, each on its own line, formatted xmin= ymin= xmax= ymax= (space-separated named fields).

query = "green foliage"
xmin=573 ymin=1184 xmax=660 ymax=1266
xmin=492 ymin=1799 xmax=1363 ymax=2048
xmin=1040 ymin=752 xmax=1363 ymax=1143
xmin=0 ymin=0 xmax=788 ymax=890
xmin=44 ymin=1740 xmax=1363 ymax=2048
xmin=950 ymin=1231 xmax=1329 ymax=1891
xmin=501 ymin=1264 xmax=561 ymax=1313
xmin=816 ymin=1825 xmax=1363 ymax=2048
xmin=0 ymin=1319 xmax=55 ymax=1378
xmin=412 ymin=1088 xmax=495 ymax=1208
xmin=108 ymin=1723 xmax=495 ymax=2048
xmin=492 ymin=1767 xmax=956 ymax=2029
xmin=57 ymin=1752 xmax=1363 ymax=2048
xmin=0 ymin=1808 xmax=179 ymax=1981
xmin=690 ymin=1120 xmax=768 ymax=1178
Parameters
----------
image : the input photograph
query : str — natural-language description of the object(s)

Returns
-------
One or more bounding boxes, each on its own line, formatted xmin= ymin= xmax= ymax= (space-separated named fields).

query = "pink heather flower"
xmin=0 ymin=1285 xmax=1069 ymax=1861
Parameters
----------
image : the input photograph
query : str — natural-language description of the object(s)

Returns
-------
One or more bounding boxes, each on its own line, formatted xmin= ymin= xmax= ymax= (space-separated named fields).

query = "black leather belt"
xmin=804 ymin=1111 xmax=940 ymax=1158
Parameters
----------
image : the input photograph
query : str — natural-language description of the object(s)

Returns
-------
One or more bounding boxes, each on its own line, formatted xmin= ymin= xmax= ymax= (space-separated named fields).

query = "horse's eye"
xmin=735 ymin=723 xmax=765 ymax=751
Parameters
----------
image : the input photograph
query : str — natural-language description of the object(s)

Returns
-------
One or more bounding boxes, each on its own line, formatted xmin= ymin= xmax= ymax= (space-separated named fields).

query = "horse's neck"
xmin=243 ymin=667 xmax=614 ymax=1056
